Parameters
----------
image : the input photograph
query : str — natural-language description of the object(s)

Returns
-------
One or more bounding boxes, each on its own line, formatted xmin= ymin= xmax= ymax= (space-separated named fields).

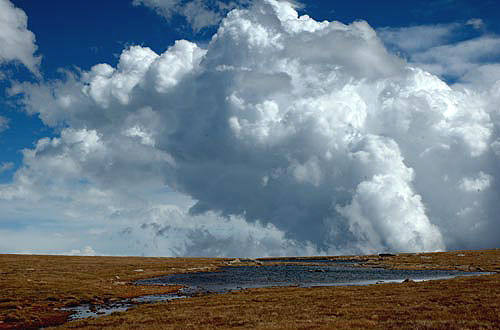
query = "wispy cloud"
xmin=132 ymin=0 xmax=251 ymax=31
xmin=0 ymin=162 xmax=14 ymax=174
xmin=0 ymin=116 xmax=8 ymax=133
xmin=378 ymin=21 xmax=500 ymax=87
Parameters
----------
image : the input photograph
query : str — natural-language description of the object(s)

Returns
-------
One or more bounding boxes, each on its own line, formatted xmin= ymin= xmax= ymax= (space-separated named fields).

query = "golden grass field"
xmin=0 ymin=249 xmax=498 ymax=329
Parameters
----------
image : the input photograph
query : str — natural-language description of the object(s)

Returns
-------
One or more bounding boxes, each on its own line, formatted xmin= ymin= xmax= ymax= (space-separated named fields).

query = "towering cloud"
xmin=4 ymin=0 xmax=500 ymax=255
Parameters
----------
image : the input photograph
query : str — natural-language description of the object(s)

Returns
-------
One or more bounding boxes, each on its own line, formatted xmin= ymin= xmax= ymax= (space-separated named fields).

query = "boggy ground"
xmin=0 ymin=249 xmax=499 ymax=329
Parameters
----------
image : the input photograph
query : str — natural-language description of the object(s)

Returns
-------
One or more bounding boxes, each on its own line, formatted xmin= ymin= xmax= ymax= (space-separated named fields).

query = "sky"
xmin=0 ymin=0 xmax=499 ymax=257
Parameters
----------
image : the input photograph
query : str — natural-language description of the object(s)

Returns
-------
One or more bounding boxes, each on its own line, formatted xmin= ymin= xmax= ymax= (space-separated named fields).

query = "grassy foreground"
xmin=0 ymin=250 xmax=498 ymax=329
xmin=0 ymin=255 xmax=226 ymax=329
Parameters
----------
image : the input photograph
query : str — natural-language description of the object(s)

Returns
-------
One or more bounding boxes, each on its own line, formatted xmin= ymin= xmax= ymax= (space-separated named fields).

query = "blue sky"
xmin=1 ymin=0 xmax=499 ymax=256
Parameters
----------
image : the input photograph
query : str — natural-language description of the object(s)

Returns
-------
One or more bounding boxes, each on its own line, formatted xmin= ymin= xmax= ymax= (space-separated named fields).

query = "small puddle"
xmin=62 ymin=303 xmax=131 ymax=320
xmin=62 ymin=292 xmax=187 ymax=321
xmin=63 ymin=262 xmax=492 ymax=320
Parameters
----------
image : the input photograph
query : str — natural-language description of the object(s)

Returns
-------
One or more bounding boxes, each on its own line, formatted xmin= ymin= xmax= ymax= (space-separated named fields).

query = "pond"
xmin=136 ymin=263 xmax=483 ymax=294
xmin=64 ymin=262 xmax=489 ymax=320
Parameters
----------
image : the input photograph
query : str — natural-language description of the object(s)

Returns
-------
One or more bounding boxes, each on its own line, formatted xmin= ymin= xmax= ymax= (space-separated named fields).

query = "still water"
xmin=64 ymin=262 xmax=488 ymax=320
xmin=136 ymin=263 xmax=481 ymax=293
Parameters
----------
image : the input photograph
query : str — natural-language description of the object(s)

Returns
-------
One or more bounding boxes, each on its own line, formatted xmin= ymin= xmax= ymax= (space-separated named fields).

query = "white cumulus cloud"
xmin=65 ymin=246 xmax=98 ymax=256
xmin=0 ymin=0 xmax=40 ymax=75
xmin=459 ymin=172 xmax=492 ymax=192
xmin=3 ymin=0 xmax=500 ymax=256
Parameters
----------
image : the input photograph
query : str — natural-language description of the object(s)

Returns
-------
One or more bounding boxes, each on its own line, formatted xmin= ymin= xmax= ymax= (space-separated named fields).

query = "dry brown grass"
xmin=0 ymin=255 xmax=226 ymax=329
xmin=349 ymin=249 xmax=500 ymax=272
xmin=0 ymin=249 xmax=498 ymax=329
xmin=57 ymin=273 xmax=500 ymax=330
